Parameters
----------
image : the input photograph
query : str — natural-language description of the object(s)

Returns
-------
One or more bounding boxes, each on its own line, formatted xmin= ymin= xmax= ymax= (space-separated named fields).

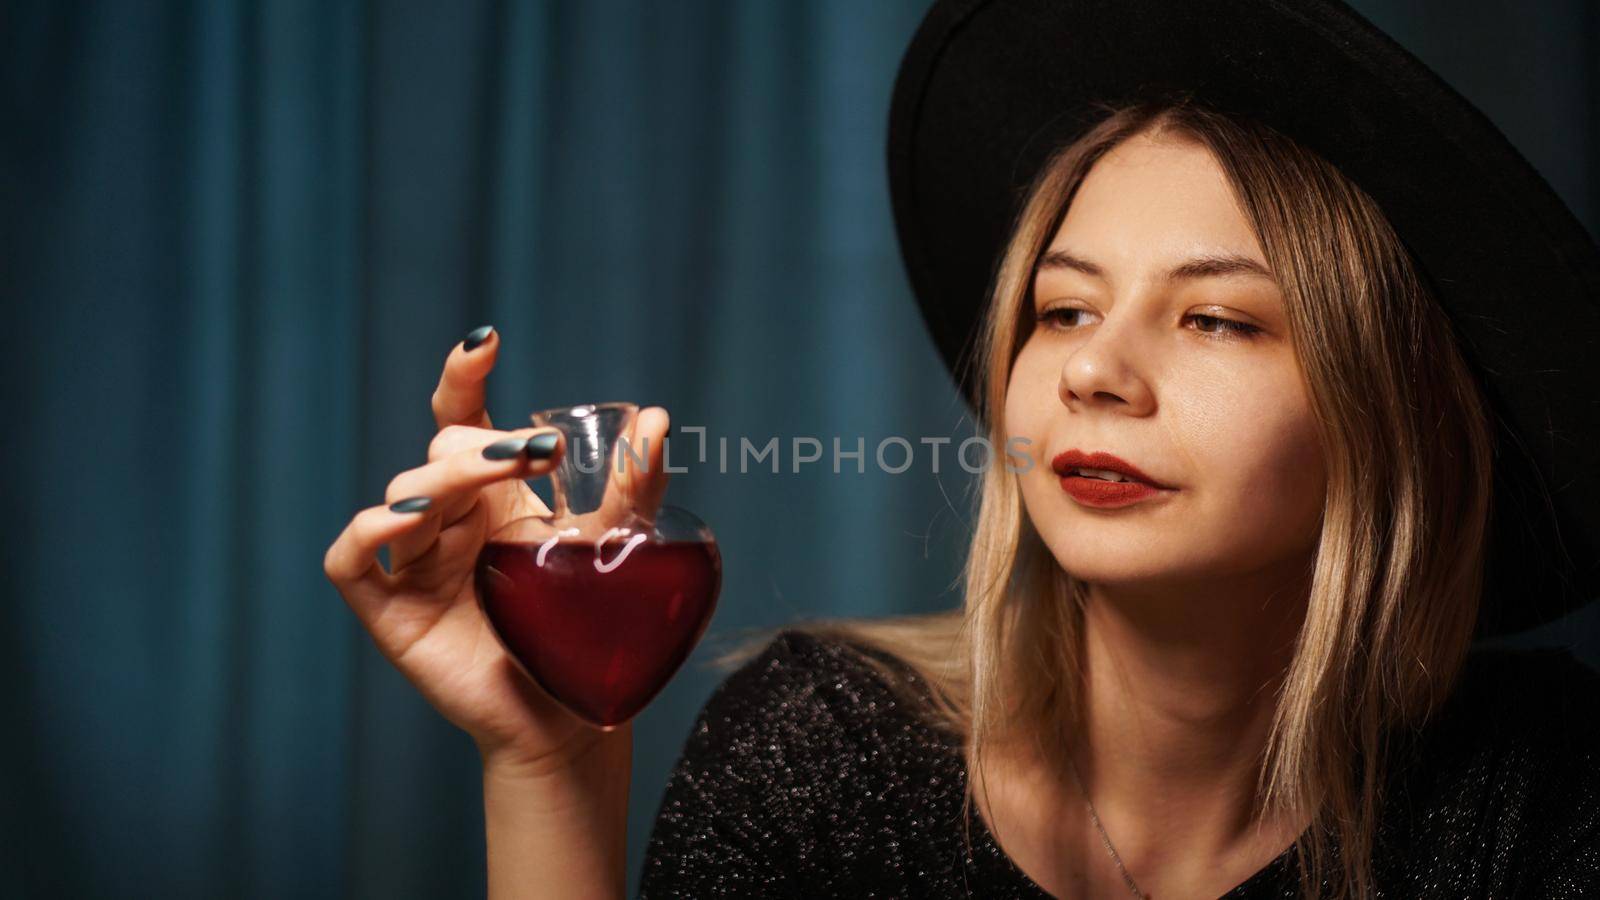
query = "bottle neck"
xmin=535 ymin=403 xmax=639 ymax=523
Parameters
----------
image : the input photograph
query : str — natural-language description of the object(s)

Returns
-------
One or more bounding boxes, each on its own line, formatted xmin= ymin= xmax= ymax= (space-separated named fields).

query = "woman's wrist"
xmin=479 ymin=726 xmax=625 ymax=784
xmin=481 ymin=725 xmax=633 ymax=900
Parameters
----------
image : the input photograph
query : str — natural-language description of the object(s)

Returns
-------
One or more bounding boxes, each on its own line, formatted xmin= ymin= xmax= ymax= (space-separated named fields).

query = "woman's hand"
xmin=322 ymin=326 xmax=671 ymax=778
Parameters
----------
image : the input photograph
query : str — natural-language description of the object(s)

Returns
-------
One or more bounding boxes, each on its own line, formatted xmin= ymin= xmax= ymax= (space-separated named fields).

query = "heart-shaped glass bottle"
xmin=474 ymin=402 xmax=721 ymax=730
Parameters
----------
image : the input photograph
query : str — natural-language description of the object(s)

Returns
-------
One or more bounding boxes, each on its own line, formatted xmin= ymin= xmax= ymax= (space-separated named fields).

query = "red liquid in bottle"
xmin=475 ymin=538 xmax=722 ymax=728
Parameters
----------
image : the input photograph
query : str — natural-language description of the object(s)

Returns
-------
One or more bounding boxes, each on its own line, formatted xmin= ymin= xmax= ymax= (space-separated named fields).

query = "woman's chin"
xmin=1046 ymin=541 xmax=1213 ymax=588
xmin=1055 ymin=558 xmax=1173 ymax=586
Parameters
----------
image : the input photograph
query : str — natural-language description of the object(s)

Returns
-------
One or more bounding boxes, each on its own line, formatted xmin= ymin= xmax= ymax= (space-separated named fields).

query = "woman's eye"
xmin=1035 ymin=306 xmax=1088 ymax=329
xmin=1185 ymin=313 xmax=1262 ymax=339
xmin=1033 ymin=306 xmax=1262 ymax=340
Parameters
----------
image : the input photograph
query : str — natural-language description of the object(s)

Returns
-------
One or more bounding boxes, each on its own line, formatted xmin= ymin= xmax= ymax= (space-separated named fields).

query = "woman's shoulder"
xmin=675 ymin=627 xmax=963 ymax=802
xmin=1401 ymin=642 xmax=1600 ymax=793
xmin=693 ymin=627 xmax=942 ymax=744
xmin=1376 ymin=643 xmax=1600 ymax=893
xmin=641 ymin=629 xmax=975 ymax=895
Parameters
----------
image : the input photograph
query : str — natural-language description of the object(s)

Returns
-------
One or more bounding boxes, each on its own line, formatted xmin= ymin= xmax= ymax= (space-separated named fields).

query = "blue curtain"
xmin=3 ymin=1 xmax=1594 ymax=897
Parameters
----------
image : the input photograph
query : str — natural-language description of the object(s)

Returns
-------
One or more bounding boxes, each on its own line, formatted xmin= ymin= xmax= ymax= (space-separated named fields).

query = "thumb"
xmin=629 ymin=406 xmax=672 ymax=520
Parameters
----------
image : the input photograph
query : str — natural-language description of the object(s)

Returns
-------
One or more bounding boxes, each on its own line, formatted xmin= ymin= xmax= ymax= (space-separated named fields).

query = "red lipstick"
xmin=1051 ymin=449 xmax=1176 ymax=508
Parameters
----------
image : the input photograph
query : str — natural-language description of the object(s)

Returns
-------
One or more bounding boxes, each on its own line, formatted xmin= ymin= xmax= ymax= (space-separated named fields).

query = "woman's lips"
xmin=1058 ymin=473 xmax=1173 ymax=508
xmin=1049 ymin=449 xmax=1173 ymax=489
xmin=1048 ymin=449 xmax=1177 ymax=507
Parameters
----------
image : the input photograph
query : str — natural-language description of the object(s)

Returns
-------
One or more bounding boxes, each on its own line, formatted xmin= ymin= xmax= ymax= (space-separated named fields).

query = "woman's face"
xmin=1005 ymin=131 xmax=1327 ymax=591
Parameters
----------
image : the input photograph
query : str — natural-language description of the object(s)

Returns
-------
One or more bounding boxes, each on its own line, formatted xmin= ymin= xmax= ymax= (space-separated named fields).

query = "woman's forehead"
xmin=1048 ymin=134 xmax=1271 ymax=282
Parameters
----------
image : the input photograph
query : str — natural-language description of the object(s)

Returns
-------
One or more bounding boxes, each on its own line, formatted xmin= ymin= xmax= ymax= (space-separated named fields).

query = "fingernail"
xmin=525 ymin=431 xmax=559 ymax=460
xmin=390 ymin=496 xmax=432 ymax=514
xmin=482 ymin=436 xmax=529 ymax=460
xmin=462 ymin=325 xmax=494 ymax=352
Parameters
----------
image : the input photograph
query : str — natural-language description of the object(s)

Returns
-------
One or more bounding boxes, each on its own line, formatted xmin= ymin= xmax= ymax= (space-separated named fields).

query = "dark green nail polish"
xmin=390 ymin=496 xmax=432 ymax=514
xmin=462 ymin=325 xmax=494 ymax=352
xmin=525 ymin=431 xmax=559 ymax=460
xmin=483 ymin=436 xmax=529 ymax=460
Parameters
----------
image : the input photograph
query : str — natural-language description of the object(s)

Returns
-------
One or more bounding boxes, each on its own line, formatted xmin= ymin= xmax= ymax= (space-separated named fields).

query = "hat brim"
xmin=888 ymin=0 xmax=1600 ymax=637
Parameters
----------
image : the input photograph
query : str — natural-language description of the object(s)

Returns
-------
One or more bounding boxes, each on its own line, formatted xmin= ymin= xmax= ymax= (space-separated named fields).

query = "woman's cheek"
xmin=1198 ymin=395 xmax=1325 ymax=558
xmin=1160 ymin=364 xmax=1321 ymax=531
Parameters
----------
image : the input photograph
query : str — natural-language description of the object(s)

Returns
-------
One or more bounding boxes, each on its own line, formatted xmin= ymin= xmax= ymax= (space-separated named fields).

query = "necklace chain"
xmin=1067 ymin=754 xmax=1150 ymax=900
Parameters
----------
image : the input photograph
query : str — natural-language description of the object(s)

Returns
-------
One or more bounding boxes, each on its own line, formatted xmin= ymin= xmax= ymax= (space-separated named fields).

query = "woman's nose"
xmin=1057 ymin=314 xmax=1156 ymax=415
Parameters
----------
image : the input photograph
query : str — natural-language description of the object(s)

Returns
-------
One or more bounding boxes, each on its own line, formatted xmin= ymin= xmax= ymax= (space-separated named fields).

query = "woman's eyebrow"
xmin=1035 ymin=248 xmax=1275 ymax=283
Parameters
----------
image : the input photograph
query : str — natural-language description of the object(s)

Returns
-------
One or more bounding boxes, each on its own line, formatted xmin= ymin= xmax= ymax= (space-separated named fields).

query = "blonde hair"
xmin=709 ymin=96 xmax=1496 ymax=898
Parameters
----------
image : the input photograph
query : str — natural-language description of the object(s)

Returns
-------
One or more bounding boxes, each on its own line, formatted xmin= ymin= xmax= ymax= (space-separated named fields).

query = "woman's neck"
xmin=1070 ymin=559 xmax=1313 ymax=885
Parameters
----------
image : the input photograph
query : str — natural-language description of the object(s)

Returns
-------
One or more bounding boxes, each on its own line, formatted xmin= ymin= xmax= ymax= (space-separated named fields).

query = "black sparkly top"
xmin=638 ymin=629 xmax=1600 ymax=898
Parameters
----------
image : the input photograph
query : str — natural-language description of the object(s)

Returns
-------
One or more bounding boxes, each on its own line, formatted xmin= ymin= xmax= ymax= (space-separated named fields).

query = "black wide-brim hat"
xmin=887 ymin=0 xmax=1600 ymax=638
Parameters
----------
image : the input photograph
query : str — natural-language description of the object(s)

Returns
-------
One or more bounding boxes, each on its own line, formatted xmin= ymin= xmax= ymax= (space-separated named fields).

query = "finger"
xmin=598 ymin=405 xmax=671 ymax=527
xmin=427 ymin=423 xmax=553 ymax=529
xmin=632 ymin=406 xmax=672 ymax=518
xmin=387 ymin=497 xmax=491 ymax=590
xmin=323 ymin=498 xmax=438 ymax=618
xmin=386 ymin=426 xmax=565 ymax=571
xmin=432 ymin=325 xmax=499 ymax=431
xmin=428 ymin=422 xmax=525 ymax=463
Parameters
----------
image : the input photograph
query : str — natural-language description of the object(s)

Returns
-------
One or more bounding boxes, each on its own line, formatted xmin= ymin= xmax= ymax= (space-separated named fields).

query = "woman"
xmin=323 ymin=0 xmax=1600 ymax=897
